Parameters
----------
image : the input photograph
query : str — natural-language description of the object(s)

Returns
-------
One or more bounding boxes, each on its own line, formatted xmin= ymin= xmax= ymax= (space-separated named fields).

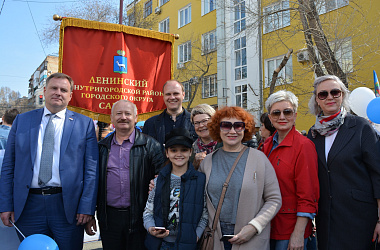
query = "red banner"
xmin=59 ymin=18 xmax=174 ymax=122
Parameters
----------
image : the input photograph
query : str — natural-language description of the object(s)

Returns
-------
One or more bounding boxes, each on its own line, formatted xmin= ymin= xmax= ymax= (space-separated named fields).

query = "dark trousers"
xmin=99 ymin=206 xmax=146 ymax=250
xmin=16 ymin=193 xmax=84 ymax=250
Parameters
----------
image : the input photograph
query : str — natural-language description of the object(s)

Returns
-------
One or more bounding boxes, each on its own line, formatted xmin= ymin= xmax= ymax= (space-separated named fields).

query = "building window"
xmin=265 ymin=55 xmax=293 ymax=87
xmin=159 ymin=0 xmax=169 ymax=7
xmin=263 ymin=0 xmax=290 ymax=34
xmin=159 ymin=18 xmax=170 ymax=33
xmin=144 ymin=0 xmax=152 ymax=18
xmin=202 ymin=0 xmax=215 ymax=16
xmin=179 ymin=4 xmax=191 ymax=28
xmin=202 ymin=30 xmax=217 ymax=54
xmin=234 ymin=0 xmax=246 ymax=34
xmin=202 ymin=74 xmax=217 ymax=98
xmin=234 ymin=36 xmax=247 ymax=81
xmin=235 ymin=84 xmax=247 ymax=109
xmin=317 ymin=0 xmax=349 ymax=14
xmin=127 ymin=13 xmax=135 ymax=26
xmin=178 ymin=41 xmax=191 ymax=63
xmin=183 ymin=81 xmax=190 ymax=102
xmin=316 ymin=39 xmax=353 ymax=73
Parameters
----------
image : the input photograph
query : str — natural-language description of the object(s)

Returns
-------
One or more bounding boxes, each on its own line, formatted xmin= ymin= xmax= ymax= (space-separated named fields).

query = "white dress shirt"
xmin=31 ymin=107 xmax=66 ymax=188
xmin=325 ymin=131 xmax=338 ymax=163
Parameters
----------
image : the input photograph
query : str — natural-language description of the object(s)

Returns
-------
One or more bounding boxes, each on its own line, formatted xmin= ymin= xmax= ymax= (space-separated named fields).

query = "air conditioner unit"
xmin=155 ymin=7 xmax=161 ymax=14
xmin=177 ymin=63 xmax=185 ymax=69
xmin=297 ymin=50 xmax=310 ymax=62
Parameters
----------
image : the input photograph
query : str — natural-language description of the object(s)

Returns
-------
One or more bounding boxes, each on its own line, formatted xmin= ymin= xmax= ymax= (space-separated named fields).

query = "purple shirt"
xmin=106 ymin=130 xmax=135 ymax=208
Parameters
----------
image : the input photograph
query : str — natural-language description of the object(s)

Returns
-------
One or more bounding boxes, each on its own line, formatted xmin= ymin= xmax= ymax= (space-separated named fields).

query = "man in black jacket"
xmin=142 ymin=80 xmax=197 ymax=147
xmin=85 ymin=100 xmax=165 ymax=250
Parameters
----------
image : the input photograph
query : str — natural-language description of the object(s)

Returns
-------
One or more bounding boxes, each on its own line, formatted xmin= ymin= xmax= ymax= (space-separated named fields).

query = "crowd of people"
xmin=0 ymin=72 xmax=379 ymax=250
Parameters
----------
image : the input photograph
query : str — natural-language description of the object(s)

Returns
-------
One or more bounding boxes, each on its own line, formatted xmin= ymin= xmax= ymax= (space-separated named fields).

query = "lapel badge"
xmin=69 ymin=117 xmax=74 ymax=121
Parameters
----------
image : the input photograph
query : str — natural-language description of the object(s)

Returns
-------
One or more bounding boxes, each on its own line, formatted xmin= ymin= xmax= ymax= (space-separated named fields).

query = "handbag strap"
xmin=211 ymin=146 xmax=248 ymax=230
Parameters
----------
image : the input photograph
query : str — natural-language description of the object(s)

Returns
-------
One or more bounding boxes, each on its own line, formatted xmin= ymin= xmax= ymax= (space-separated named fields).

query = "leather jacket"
xmin=142 ymin=109 xmax=197 ymax=146
xmin=97 ymin=130 xmax=165 ymax=233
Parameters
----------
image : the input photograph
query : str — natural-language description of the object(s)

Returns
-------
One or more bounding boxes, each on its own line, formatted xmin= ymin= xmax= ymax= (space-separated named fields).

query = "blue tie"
xmin=38 ymin=114 xmax=55 ymax=186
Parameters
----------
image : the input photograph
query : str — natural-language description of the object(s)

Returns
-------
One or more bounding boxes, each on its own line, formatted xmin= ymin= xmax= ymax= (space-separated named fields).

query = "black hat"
xmin=164 ymin=128 xmax=193 ymax=149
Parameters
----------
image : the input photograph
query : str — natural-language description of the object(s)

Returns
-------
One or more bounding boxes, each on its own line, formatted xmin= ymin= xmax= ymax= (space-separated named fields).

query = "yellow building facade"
xmin=127 ymin=0 xmax=218 ymax=121
xmin=261 ymin=0 xmax=380 ymax=131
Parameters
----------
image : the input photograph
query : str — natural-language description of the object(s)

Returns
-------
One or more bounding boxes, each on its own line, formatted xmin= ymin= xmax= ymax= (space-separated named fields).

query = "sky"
xmin=0 ymin=0 xmax=123 ymax=97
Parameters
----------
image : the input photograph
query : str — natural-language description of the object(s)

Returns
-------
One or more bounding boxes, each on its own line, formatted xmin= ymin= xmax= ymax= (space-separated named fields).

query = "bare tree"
xmin=222 ymin=0 xmax=380 ymax=90
xmin=42 ymin=0 xmax=119 ymax=46
xmin=172 ymin=35 xmax=217 ymax=109
xmin=0 ymin=87 xmax=21 ymax=107
xmin=269 ymin=48 xmax=293 ymax=96
xmin=125 ymin=1 xmax=158 ymax=29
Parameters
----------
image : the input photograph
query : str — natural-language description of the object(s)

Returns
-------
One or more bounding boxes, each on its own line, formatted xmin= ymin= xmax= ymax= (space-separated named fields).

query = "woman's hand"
xmin=194 ymin=151 xmax=207 ymax=166
xmin=288 ymin=230 xmax=305 ymax=250
xmin=372 ymin=221 xmax=380 ymax=243
xmin=288 ymin=216 xmax=308 ymax=250
xmin=229 ymin=224 xmax=257 ymax=245
xmin=148 ymin=227 xmax=169 ymax=238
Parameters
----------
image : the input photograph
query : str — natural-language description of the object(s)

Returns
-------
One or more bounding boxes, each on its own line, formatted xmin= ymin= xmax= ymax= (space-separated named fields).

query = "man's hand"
xmin=0 ymin=212 xmax=14 ymax=227
xmin=194 ymin=152 xmax=207 ymax=169
xmin=76 ymin=214 xmax=93 ymax=226
xmin=85 ymin=218 xmax=97 ymax=236
xmin=229 ymin=224 xmax=257 ymax=245
xmin=148 ymin=175 xmax=158 ymax=194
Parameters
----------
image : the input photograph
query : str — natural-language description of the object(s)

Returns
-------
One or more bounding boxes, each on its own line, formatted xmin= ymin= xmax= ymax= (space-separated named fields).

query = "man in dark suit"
xmin=142 ymin=80 xmax=197 ymax=147
xmin=0 ymin=73 xmax=99 ymax=250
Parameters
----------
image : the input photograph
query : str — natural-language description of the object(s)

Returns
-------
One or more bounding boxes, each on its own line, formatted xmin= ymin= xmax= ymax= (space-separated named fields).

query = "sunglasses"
xmin=270 ymin=109 xmax=294 ymax=119
xmin=220 ymin=121 xmax=245 ymax=132
xmin=317 ymin=89 xmax=342 ymax=100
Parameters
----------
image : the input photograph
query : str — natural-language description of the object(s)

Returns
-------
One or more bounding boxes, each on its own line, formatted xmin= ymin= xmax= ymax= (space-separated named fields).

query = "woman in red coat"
xmin=263 ymin=90 xmax=319 ymax=250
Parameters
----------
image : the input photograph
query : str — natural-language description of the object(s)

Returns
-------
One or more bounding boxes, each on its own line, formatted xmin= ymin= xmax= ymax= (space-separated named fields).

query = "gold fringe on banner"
xmin=59 ymin=17 xmax=175 ymax=124
xmin=67 ymin=105 xmax=162 ymax=124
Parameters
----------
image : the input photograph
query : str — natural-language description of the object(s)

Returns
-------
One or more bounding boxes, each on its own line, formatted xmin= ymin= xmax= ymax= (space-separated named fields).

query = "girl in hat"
xmin=143 ymin=127 xmax=208 ymax=250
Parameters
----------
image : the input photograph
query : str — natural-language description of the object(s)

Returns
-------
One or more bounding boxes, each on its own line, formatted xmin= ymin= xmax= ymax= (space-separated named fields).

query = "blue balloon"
xmin=367 ymin=97 xmax=380 ymax=124
xmin=19 ymin=234 xmax=59 ymax=250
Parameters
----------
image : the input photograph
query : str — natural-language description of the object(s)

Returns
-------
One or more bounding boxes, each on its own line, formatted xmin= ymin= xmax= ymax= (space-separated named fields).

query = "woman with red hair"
xmin=199 ymin=106 xmax=282 ymax=250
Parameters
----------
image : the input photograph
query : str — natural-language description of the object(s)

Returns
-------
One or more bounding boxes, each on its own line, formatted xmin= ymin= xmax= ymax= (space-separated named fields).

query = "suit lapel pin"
xmin=69 ymin=117 xmax=74 ymax=121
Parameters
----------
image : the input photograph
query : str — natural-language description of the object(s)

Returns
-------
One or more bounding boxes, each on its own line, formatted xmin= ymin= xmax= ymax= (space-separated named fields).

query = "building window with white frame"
xmin=316 ymin=38 xmax=353 ymax=73
xmin=159 ymin=18 xmax=170 ymax=33
xmin=127 ymin=12 xmax=135 ymax=26
xmin=178 ymin=41 xmax=192 ymax=63
xmin=202 ymin=74 xmax=217 ymax=98
xmin=234 ymin=36 xmax=247 ymax=81
xmin=263 ymin=0 xmax=290 ymax=34
xmin=179 ymin=4 xmax=191 ymax=28
xmin=317 ymin=0 xmax=349 ymax=14
xmin=202 ymin=0 xmax=215 ymax=16
xmin=144 ymin=0 xmax=152 ymax=18
xmin=159 ymin=0 xmax=169 ymax=7
xmin=202 ymin=30 xmax=217 ymax=54
xmin=234 ymin=0 xmax=246 ymax=34
xmin=265 ymin=55 xmax=293 ymax=87
xmin=183 ymin=81 xmax=190 ymax=102
xmin=235 ymin=84 xmax=247 ymax=109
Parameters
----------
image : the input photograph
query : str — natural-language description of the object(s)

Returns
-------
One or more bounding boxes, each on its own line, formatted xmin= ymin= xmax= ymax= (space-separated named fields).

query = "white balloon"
xmin=349 ymin=87 xmax=376 ymax=118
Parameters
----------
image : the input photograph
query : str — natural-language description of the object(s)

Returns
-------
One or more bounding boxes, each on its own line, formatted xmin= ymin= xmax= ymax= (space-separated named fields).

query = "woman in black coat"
xmin=307 ymin=75 xmax=380 ymax=250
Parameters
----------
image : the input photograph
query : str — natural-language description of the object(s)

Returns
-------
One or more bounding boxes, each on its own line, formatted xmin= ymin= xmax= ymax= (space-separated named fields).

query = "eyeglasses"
xmin=317 ymin=89 xmax=342 ymax=100
xmin=270 ymin=109 xmax=294 ymax=119
xmin=220 ymin=121 xmax=245 ymax=132
xmin=194 ymin=118 xmax=210 ymax=127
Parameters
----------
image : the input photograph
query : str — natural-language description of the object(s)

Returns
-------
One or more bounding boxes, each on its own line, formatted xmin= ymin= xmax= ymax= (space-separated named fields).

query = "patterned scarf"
xmin=193 ymin=137 xmax=218 ymax=154
xmin=310 ymin=107 xmax=347 ymax=138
